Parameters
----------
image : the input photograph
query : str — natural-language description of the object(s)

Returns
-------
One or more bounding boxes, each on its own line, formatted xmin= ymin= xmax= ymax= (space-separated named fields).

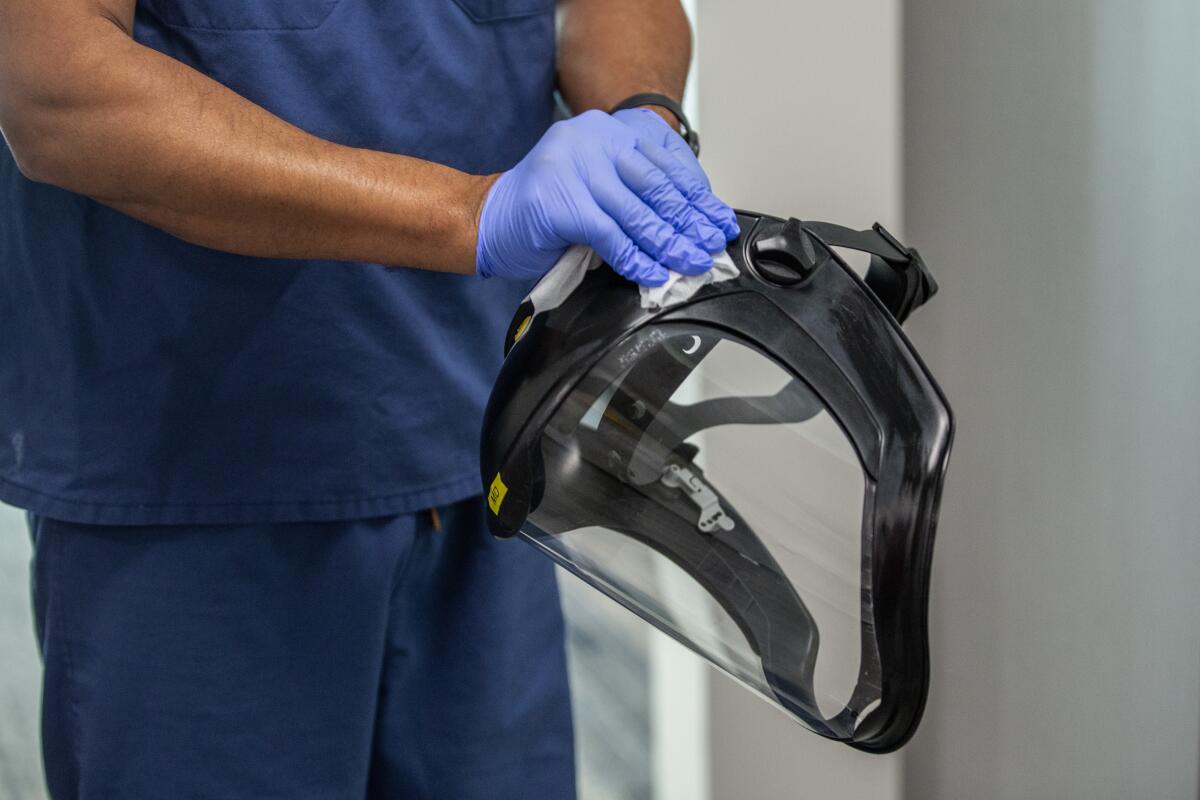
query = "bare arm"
xmin=0 ymin=0 xmax=487 ymax=272
xmin=556 ymin=0 xmax=693 ymax=127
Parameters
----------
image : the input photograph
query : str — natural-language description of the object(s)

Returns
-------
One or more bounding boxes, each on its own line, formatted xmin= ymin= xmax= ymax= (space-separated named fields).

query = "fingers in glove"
xmin=614 ymin=149 xmax=727 ymax=253
xmin=590 ymin=173 xmax=713 ymax=276
xmin=634 ymin=136 xmax=740 ymax=239
xmin=579 ymin=202 xmax=670 ymax=286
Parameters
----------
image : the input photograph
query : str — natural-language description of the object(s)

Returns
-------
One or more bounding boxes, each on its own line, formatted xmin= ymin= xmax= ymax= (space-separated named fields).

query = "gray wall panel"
xmin=903 ymin=2 xmax=1200 ymax=798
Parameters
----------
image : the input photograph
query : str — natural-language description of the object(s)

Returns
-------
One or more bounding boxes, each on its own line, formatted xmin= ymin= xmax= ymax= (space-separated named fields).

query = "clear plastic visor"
xmin=522 ymin=324 xmax=881 ymax=738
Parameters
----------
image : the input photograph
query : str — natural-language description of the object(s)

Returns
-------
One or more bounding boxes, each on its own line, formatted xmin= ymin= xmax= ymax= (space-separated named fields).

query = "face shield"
xmin=481 ymin=212 xmax=953 ymax=753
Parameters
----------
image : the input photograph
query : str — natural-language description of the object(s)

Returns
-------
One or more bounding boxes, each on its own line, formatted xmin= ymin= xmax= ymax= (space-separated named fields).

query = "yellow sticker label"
xmin=513 ymin=315 xmax=532 ymax=343
xmin=487 ymin=472 xmax=508 ymax=515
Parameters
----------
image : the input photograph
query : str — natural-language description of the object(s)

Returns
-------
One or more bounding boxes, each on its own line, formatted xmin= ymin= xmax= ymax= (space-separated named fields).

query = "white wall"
xmin=695 ymin=1 xmax=905 ymax=797
xmin=903 ymin=1 xmax=1200 ymax=797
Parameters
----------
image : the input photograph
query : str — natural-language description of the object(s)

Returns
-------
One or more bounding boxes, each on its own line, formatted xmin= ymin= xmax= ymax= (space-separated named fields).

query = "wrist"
xmin=468 ymin=172 xmax=502 ymax=276
xmin=638 ymin=103 xmax=682 ymax=132
xmin=611 ymin=92 xmax=698 ymax=154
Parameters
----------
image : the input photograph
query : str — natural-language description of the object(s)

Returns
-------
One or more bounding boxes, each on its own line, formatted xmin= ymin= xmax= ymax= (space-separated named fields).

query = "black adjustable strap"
xmin=804 ymin=221 xmax=939 ymax=324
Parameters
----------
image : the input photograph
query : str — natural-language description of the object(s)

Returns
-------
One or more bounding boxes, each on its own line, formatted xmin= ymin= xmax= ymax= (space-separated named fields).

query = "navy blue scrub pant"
xmin=27 ymin=497 xmax=575 ymax=799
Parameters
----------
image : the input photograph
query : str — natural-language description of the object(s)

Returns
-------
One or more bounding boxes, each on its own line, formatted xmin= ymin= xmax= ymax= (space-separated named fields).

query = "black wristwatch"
xmin=610 ymin=92 xmax=700 ymax=156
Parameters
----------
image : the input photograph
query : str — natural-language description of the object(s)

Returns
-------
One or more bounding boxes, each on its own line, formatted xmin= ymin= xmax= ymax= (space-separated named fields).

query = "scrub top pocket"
xmin=450 ymin=0 xmax=554 ymax=23
xmin=139 ymin=0 xmax=343 ymax=31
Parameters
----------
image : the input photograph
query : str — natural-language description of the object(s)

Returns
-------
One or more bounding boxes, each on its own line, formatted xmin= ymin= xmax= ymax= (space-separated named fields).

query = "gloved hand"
xmin=476 ymin=109 xmax=739 ymax=286
xmin=610 ymin=105 xmax=716 ymax=204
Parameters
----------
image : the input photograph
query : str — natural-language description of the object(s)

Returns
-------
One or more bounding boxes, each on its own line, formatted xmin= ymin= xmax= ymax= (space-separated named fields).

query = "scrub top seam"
xmin=0 ymin=472 xmax=483 ymax=525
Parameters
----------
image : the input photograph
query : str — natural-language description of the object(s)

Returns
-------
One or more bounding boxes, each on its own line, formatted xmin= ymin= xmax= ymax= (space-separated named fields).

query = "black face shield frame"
xmin=481 ymin=210 xmax=954 ymax=753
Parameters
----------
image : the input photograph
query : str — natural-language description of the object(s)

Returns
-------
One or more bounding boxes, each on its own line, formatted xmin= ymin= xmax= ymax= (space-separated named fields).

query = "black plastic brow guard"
xmin=481 ymin=211 xmax=953 ymax=752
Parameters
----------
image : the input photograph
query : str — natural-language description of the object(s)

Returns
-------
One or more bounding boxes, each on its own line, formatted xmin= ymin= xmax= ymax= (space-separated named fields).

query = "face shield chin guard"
xmin=481 ymin=211 xmax=954 ymax=753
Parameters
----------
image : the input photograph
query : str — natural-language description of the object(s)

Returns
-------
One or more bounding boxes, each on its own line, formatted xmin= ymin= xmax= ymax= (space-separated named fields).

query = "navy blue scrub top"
xmin=0 ymin=0 xmax=555 ymax=524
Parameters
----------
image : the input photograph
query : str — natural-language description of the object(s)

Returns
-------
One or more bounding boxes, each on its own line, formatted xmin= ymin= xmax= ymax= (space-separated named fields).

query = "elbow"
xmin=1 ymin=104 xmax=61 ymax=185
xmin=2 ymin=128 xmax=54 ymax=185
xmin=1 ymin=20 xmax=133 ymax=188
xmin=0 ymin=74 xmax=77 ymax=186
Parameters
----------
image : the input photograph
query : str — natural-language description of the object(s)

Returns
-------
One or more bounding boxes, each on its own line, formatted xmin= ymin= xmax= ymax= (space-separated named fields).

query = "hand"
xmin=476 ymin=109 xmax=739 ymax=286
xmin=612 ymin=106 xmax=714 ymax=200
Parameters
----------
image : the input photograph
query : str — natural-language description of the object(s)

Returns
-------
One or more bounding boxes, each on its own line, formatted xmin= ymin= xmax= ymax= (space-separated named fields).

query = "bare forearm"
xmin=0 ymin=12 xmax=486 ymax=272
xmin=556 ymin=0 xmax=692 ymax=118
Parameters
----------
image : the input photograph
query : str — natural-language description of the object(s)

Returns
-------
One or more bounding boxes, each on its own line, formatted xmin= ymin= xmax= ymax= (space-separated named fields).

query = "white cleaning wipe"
xmin=639 ymin=250 xmax=740 ymax=310
xmin=530 ymin=246 xmax=740 ymax=314
xmin=527 ymin=245 xmax=599 ymax=315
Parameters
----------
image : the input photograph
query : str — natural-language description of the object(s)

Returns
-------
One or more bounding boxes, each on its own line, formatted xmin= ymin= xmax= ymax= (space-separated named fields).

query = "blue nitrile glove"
xmin=610 ymin=106 xmax=723 ymax=217
xmin=476 ymin=109 xmax=740 ymax=287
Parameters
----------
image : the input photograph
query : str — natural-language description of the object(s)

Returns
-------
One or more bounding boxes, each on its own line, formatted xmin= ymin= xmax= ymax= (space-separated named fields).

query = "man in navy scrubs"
xmin=0 ymin=0 xmax=736 ymax=796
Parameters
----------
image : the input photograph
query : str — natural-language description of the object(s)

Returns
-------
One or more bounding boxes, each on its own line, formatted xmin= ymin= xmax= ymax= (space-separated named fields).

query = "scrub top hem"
xmin=0 ymin=472 xmax=482 ymax=526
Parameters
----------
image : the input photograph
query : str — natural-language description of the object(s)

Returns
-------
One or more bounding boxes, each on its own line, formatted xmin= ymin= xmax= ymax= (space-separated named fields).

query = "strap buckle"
xmin=868 ymin=223 xmax=939 ymax=322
